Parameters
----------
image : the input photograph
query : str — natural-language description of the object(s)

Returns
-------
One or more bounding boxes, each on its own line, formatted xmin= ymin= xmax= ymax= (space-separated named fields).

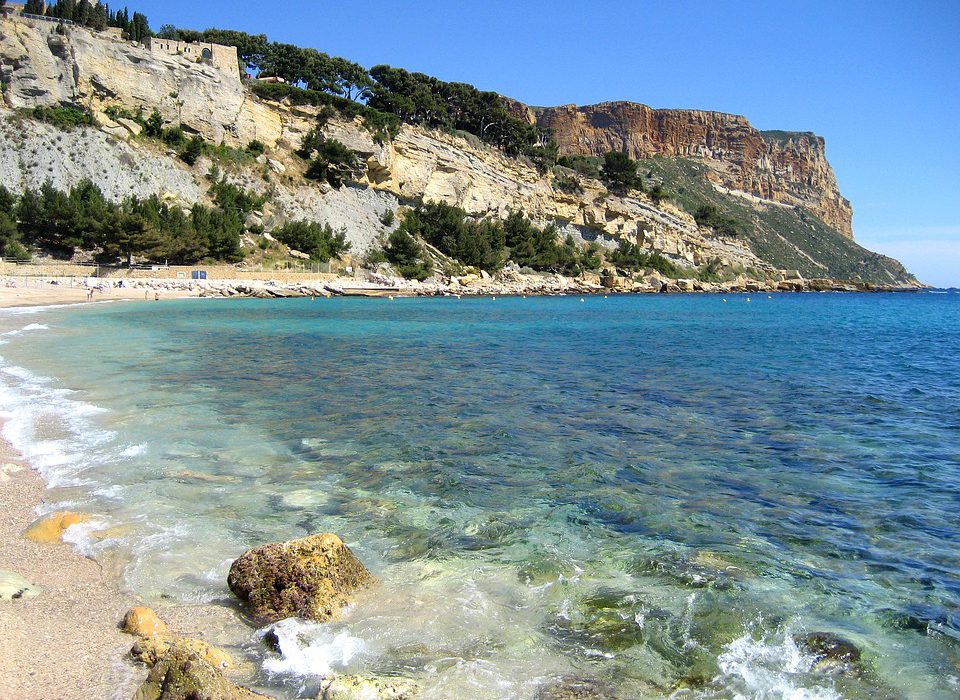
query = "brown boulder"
xmin=121 ymin=607 xmax=169 ymax=638
xmin=131 ymin=636 xmax=237 ymax=671
xmin=227 ymin=533 xmax=374 ymax=624
xmin=23 ymin=512 xmax=90 ymax=544
xmin=132 ymin=645 xmax=266 ymax=700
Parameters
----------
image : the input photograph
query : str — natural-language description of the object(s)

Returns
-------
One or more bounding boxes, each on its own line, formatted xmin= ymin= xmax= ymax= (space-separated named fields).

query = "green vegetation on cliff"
xmin=385 ymin=202 xmax=601 ymax=278
xmin=641 ymin=157 xmax=914 ymax=284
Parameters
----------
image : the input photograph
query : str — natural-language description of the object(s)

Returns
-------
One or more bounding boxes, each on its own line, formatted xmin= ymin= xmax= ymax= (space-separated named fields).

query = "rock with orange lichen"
xmin=22 ymin=512 xmax=90 ymax=543
xmin=121 ymin=607 xmax=170 ymax=638
xmin=227 ymin=533 xmax=374 ymax=624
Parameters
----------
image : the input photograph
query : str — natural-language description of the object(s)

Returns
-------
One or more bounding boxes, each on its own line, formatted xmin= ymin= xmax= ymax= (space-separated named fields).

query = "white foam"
xmin=715 ymin=624 xmax=841 ymax=700
xmin=261 ymin=618 xmax=368 ymax=677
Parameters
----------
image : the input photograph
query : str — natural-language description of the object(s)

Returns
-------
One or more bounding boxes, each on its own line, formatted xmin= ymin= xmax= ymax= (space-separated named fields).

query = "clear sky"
xmin=129 ymin=0 xmax=959 ymax=286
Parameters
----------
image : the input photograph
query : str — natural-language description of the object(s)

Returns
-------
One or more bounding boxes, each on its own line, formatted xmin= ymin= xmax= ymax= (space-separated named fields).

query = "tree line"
xmin=381 ymin=201 xmax=602 ymax=280
xmin=0 ymin=179 xmax=247 ymax=264
xmin=22 ymin=1 xmax=151 ymax=40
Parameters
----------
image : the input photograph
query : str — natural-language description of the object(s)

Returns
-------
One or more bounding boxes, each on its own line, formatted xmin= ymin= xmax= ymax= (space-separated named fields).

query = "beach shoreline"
xmin=0 ymin=434 xmax=141 ymax=700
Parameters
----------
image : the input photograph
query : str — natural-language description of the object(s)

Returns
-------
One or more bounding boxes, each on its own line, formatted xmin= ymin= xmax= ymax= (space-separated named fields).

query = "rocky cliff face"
xmin=513 ymin=101 xmax=854 ymax=237
xmin=0 ymin=15 xmax=915 ymax=284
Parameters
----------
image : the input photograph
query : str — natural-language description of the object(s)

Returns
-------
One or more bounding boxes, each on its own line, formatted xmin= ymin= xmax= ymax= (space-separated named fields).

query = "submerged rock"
xmin=23 ymin=511 xmax=90 ymax=544
xmin=318 ymin=674 xmax=421 ymax=700
xmin=132 ymin=644 xmax=267 ymax=700
xmin=0 ymin=570 xmax=42 ymax=601
xmin=227 ymin=533 xmax=374 ymax=624
xmin=131 ymin=636 xmax=237 ymax=671
xmin=794 ymin=632 xmax=861 ymax=675
xmin=535 ymin=675 xmax=619 ymax=700
xmin=121 ymin=607 xmax=170 ymax=638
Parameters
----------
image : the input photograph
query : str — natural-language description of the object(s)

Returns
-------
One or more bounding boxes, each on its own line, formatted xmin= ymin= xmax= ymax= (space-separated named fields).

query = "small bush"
xmin=28 ymin=105 xmax=95 ymax=130
xmin=180 ymin=136 xmax=204 ymax=165
xmin=693 ymin=204 xmax=741 ymax=237
xmin=379 ymin=209 xmax=395 ymax=227
xmin=246 ymin=139 xmax=266 ymax=155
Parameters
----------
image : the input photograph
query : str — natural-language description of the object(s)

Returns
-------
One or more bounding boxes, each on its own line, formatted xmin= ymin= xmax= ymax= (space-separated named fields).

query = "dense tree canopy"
xmin=5 ymin=180 xmax=251 ymax=263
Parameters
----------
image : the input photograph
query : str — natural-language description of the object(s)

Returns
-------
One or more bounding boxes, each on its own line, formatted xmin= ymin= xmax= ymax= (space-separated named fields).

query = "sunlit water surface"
xmin=0 ymin=294 xmax=958 ymax=699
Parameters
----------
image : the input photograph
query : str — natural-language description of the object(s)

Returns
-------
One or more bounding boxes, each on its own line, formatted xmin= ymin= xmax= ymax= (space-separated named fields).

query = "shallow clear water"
xmin=1 ymin=294 xmax=958 ymax=699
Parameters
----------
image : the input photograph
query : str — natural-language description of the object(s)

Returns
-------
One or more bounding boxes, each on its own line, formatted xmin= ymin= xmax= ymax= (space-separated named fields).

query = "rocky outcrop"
xmin=132 ymin=643 xmax=267 ymax=700
xmin=0 ymin=16 xmax=280 ymax=146
xmin=794 ymin=632 xmax=862 ymax=675
xmin=131 ymin=636 xmax=237 ymax=672
xmin=227 ymin=533 xmax=374 ymax=624
xmin=511 ymin=101 xmax=853 ymax=237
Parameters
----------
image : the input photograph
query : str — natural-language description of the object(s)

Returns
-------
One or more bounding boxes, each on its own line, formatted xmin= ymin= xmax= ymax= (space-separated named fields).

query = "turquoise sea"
xmin=0 ymin=293 xmax=958 ymax=699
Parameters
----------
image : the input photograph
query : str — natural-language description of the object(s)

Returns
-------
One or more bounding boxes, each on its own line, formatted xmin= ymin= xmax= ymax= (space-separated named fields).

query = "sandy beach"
xmin=0 ymin=282 xmax=201 ymax=309
xmin=0 ymin=437 xmax=141 ymax=700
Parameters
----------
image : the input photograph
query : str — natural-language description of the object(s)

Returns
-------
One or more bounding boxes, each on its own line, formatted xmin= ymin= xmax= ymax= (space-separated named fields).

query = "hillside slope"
xmin=0 ymin=15 xmax=917 ymax=286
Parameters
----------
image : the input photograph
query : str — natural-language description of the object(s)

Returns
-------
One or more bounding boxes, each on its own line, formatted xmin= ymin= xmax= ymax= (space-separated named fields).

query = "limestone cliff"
xmin=511 ymin=101 xmax=854 ymax=238
xmin=0 ymin=15 xmax=915 ymax=285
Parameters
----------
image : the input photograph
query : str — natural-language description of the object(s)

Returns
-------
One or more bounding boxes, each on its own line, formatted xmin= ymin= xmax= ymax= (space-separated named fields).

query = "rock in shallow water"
xmin=0 ymin=570 xmax=42 ymax=601
xmin=227 ymin=533 xmax=374 ymax=624
xmin=132 ymin=644 xmax=267 ymax=700
xmin=318 ymin=674 xmax=421 ymax=700
xmin=794 ymin=632 xmax=862 ymax=675
xmin=22 ymin=511 xmax=90 ymax=544
xmin=535 ymin=675 xmax=619 ymax=700
xmin=131 ymin=636 xmax=237 ymax=671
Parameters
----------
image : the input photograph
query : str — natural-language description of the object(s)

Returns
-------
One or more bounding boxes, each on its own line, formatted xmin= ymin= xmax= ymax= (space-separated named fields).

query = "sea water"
xmin=0 ymin=293 xmax=958 ymax=699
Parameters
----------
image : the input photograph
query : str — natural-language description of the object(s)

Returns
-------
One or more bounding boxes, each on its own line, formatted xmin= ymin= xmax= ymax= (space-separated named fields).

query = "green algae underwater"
xmin=1 ymin=293 xmax=958 ymax=699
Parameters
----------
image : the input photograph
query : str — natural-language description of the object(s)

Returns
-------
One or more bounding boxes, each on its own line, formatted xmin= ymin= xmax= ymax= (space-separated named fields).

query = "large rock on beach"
xmin=318 ymin=674 xmax=421 ymax=700
xmin=23 ymin=511 xmax=90 ymax=544
xmin=227 ymin=533 xmax=374 ymax=624
xmin=132 ymin=644 xmax=267 ymax=700
xmin=121 ymin=607 xmax=170 ymax=638
xmin=131 ymin=636 xmax=237 ymax=672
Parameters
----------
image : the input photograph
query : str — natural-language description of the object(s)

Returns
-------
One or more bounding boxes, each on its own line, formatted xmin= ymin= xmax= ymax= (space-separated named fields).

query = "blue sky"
xmin=129 ymin=0 xmax=959 ymax=285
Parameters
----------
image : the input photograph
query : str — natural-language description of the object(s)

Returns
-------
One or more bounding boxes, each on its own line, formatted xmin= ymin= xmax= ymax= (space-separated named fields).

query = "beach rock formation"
xmin=121 ymin=607 xmax=170 ymax=638
xmin=131 ymin=636 xmax=237 ymax=672
xmin=318 ymin=674 xmax=421 ymax=700
xmin=0 ymin=569 xmax=42 ymax=601
xmin=131 ymin=644 xmax=267 ymax=700
xmin=227 ymin=533 xmax=374 ymax=624
xmin=794 ymin=632 xmax=862 ymax=675
xmin=22 ymin=511 xmax=90 ymax=544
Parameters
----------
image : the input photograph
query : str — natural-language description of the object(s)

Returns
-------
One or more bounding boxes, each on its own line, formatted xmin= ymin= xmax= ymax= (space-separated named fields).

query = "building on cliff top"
xmin=144 ymin=37 xmax=239 ymax=76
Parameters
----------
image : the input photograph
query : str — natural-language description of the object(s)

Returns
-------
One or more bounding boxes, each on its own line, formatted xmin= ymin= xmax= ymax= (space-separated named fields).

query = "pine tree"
xmin=23 ymin=0 xmax=45 ymax=15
